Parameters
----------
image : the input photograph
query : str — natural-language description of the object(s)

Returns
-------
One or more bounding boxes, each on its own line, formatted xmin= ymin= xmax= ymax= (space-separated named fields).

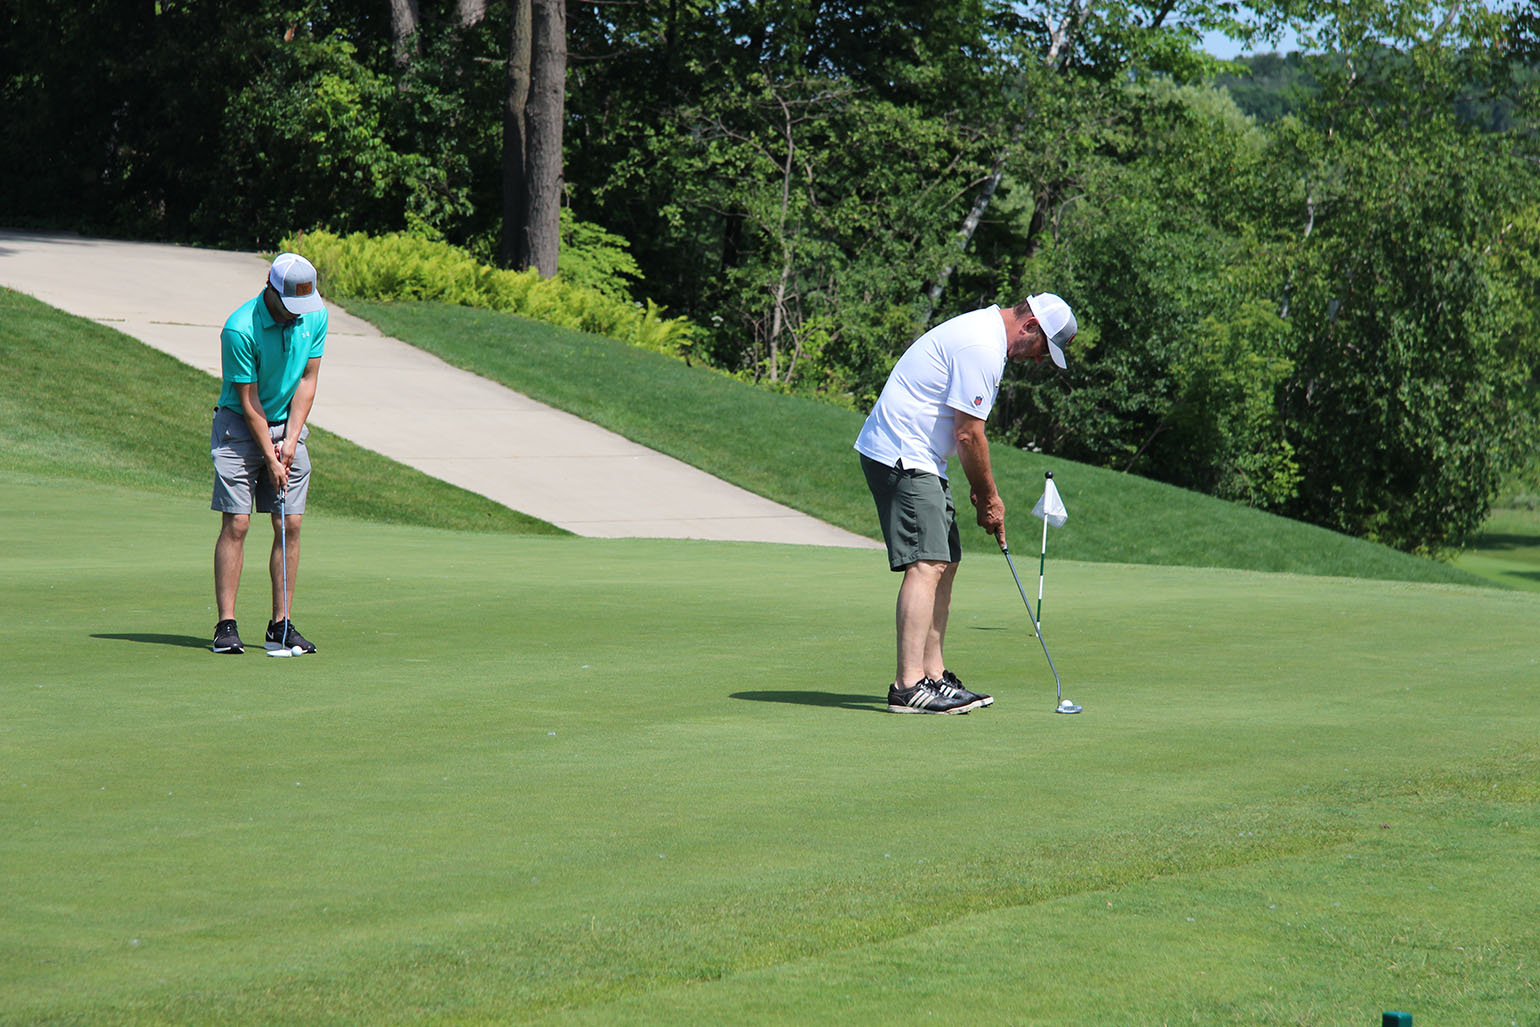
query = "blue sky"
xmin=1200 ymin=27 xmax=1305 ymax=59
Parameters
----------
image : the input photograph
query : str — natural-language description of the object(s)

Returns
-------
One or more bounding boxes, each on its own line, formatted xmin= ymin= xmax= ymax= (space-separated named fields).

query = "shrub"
xmin=281 ymin=229 xmax=697 ymax=358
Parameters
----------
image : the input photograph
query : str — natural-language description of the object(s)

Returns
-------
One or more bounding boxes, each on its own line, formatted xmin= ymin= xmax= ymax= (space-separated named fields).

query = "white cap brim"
xmin=1047 ymin=339 xmax=1066 ymax=369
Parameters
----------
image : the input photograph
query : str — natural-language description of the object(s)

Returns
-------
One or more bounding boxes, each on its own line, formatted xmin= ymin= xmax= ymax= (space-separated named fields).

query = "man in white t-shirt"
xmin=854 ymin=293 xmax=1077 ymax=714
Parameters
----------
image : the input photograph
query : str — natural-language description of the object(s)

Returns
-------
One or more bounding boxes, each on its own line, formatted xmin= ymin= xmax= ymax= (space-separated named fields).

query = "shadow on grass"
xmin=731 ymin=690 xmax=886 ymax=712
xmin=1470 ymin=531 xmax=1540 ymax=552
xmin=92 ymin=633 xmax=211 ymax=650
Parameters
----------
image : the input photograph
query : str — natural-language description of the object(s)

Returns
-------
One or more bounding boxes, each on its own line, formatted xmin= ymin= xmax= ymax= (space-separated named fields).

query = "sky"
xmin=1200 ymin=27 xmax=1306 ymax=59
xmin=1201 ymin=1 xmax=1528 ymax=57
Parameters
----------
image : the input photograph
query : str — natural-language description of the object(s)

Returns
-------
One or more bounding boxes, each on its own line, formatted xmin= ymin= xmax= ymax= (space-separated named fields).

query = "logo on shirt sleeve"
xmin=973 ymin=395 xmax=984 ymax=406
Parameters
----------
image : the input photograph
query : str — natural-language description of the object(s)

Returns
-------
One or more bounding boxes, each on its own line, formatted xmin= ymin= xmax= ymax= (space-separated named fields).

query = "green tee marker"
xmin=1383 ymin=1013 xmax=1411 ymax=1027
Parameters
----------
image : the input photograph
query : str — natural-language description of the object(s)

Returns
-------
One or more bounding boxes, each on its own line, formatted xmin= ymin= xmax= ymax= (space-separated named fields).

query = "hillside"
xmin=0 ymin=288 xmax=564 ymax=536
xmin=346 ymin=299 xmax=1487 ymax=587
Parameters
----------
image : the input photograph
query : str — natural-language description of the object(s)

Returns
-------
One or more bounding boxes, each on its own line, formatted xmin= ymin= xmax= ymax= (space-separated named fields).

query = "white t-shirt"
xmin=854 ymin=306 xmax=1007 ymax=478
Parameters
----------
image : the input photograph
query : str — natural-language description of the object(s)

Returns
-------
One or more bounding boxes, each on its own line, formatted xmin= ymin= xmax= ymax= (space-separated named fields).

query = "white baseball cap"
xmin=268 ymin=253 xmax=324 ymax=315
xmin=1027 ymin=292 xmax=1077 ymax=369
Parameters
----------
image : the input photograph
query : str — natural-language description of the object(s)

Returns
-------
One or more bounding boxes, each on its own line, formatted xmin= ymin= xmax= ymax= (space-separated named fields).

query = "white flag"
xmin=1031 ymin=477 xmax=1068 ymax=528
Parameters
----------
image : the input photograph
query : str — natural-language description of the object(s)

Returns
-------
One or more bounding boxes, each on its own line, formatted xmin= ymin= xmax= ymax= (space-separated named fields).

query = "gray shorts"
xmin=860 ymin=454 xmax=961 ymax=571
xmin=210 ymin=406 xmax=311 ymax=514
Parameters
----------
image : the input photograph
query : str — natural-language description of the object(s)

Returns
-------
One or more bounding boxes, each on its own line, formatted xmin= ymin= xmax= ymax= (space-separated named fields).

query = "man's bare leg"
xmin=215 ymin=513 xmax=249 ymax=622
xmin=896 ymin=560 xmax=949 ymax=687
xmin=923 ymin=561 xmax=958 ymax=681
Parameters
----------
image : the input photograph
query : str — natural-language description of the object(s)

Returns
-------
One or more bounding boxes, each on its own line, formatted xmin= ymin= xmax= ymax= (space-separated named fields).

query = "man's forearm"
xmin=236 ymin=387 xmax=272 ymax=448
xmin=286 ymin=371 xmax=318 ymax=440
xmin=955 ymin=428 xmax=997 ymax=501
xmin=955 ymin=414 xmax=1005 ymax=540
xmin=235 ymin=384 xmax=284 ymax=481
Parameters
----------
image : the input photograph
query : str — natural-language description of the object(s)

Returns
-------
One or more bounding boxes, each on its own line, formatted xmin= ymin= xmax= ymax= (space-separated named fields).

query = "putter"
xmin=267 ymin=485 xmax=296 ymax=658
xmin=999 ymin=539 xmax=1081 ymax=714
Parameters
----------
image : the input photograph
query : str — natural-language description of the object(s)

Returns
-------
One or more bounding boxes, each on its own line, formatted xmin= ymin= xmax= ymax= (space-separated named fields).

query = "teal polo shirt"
xmin=216 ymin=293 xmax=328 ymax=423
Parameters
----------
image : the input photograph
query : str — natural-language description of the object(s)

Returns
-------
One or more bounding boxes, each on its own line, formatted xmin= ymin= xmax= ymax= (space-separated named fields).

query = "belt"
xmin=212 ymin=407 xmax=287 ymax=429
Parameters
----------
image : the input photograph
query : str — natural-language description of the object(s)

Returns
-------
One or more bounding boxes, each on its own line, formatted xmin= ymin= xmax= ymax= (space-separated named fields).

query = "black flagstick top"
xmin=1045 ymin=470 xmax=1053 ymax=479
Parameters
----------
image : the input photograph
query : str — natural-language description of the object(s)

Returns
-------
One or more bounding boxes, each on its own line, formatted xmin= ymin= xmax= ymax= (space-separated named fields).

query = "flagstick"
xmin=1036 ymin=469 xmax=1055 ymax=626
xmin=1024 ymin=469 xmax=1080 ymax=714
xmin=1037 ymin=510 xmax=1048 ymax=626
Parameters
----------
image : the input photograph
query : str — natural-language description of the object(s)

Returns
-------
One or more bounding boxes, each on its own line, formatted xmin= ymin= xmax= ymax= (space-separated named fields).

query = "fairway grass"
xmin=3 ymin=473 xmax=1537 ymax=1025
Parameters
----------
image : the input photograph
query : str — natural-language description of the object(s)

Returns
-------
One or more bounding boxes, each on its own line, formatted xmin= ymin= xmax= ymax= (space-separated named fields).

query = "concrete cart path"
xmin=1 ymin=230 xmax=879 ymax=548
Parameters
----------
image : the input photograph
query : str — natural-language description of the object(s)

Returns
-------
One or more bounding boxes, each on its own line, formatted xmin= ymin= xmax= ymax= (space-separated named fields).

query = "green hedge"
xmin=281 ymin=230 xmax=698 ymax=359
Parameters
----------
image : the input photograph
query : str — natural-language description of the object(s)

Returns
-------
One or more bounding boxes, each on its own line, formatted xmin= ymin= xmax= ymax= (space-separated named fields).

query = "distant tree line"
xmin=3 ymin=0 xmax=1537 ymax=555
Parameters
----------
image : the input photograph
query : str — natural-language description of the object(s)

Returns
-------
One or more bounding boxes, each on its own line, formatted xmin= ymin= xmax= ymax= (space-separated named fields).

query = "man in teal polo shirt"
xmin=209 ymin=253 xmax=327 ymax=655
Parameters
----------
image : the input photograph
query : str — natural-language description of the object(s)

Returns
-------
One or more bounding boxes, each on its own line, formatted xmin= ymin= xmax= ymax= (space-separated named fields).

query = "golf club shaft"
xmin=1000 ymin=543 xmax=1062 ymax=701
xmin=278 ymin=487 xmax=288 ymax=635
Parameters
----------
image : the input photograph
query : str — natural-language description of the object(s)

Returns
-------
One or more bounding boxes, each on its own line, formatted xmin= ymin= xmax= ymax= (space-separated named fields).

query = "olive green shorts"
xmin=859 ymin=454 xmax=962 ymax=571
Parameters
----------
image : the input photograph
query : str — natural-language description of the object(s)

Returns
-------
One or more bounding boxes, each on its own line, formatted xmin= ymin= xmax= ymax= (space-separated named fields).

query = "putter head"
xmin=1055 ymin=699 xmax=1083 ymax=714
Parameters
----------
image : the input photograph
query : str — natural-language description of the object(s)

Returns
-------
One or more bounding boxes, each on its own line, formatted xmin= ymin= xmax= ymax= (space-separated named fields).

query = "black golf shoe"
xmin=887 ymin=677 xmax=978 ymax=714
xmin=939 ymin=669 xmax=992 ymax=708
xmin=212 ymin=619 xmax=245 ymax=654
xmin=266 ymin=620 xmax=316 ymax=654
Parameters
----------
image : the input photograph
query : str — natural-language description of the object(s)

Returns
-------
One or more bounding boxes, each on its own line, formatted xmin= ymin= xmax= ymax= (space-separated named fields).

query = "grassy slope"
xmin=0 ymin=288 xmax=565 ymax=536
xmin=0 ymin=283 xmax=1496 ymax=584
xmin=347 ymin=299 xmax=1487 ymax=587
xmin=2 ymin=477 xmax=1536 ymax=1024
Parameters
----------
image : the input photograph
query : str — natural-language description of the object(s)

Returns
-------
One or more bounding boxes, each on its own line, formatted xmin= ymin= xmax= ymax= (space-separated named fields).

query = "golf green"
xmin=3 ymin=473 xmax=1536 ymax=1024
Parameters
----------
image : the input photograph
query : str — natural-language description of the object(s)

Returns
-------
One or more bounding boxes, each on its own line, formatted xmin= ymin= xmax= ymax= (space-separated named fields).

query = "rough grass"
xmin=1454 ymin=506 xmax=1540 ymax=593
xmin=0 ymin=285 xmax=1497 ymax=584
xmin=0 ymin=287 xmax=565 ymax=536
xmin=346 ymin=299 xmax=1489 ymax=586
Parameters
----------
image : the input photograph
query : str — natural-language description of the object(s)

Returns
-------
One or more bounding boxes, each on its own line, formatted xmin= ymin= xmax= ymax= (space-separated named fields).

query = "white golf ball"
xmin=292 ymin=645 xmax=304 ymax=656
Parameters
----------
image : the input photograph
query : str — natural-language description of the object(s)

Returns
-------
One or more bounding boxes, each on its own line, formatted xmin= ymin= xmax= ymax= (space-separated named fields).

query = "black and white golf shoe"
xmin=266 ymin=620 xmax=316 ymax=654
xmin=212 ymin=619 xmax=245 ymax=654
xmin=939 ymin=669 xmax=993 ymax=708
xmin=887 ymin=678 xmax=978 ymax=714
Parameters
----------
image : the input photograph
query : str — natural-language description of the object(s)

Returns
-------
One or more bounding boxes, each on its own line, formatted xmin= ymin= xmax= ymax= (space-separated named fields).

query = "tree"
xmin=993 ymin=76 xmax=1299 ymax=508
xmin=921 ymin=0 xmax=1302 ymax=318
xmin=564 ymin=0 xmax=1014 ymax=395
xmin=456 ymin=0 xmax=487 ymax=28
xmin=389 ymin=0 xmax=422 ymax=66
xmin=0 ymin=0 xmax=497 ymax=248
xmin=1269 ymin=39 xmax=1540 ymax=552
xmin=500 ymin=0 xmax=532 ymax=269
xmin=919 ymin=1 xmax=1091 ymax=321
xmin=500 ymin=0 xmax=564 ymax=276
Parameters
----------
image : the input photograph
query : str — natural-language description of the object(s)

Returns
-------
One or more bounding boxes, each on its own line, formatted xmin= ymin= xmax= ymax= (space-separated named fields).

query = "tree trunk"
xmin=525 ymin=0 xmax=566 ymax=278
xmin=500 ymin=0 xmax=533 ymax=269
xmin=923 ymin=151 xmax=1007 ymax=313
xmin=388 ymin=0 xmax=421 ymax=66
xmin=456 ymin=0 xmax=488 ymax=29
xmin=765 ymin=93 xmax=797 ymax=382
